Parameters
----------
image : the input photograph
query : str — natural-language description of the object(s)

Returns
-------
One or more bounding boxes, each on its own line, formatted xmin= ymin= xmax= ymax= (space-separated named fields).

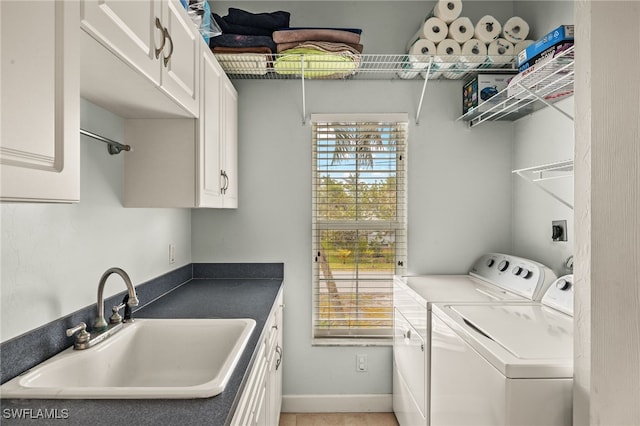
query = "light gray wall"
xmin=0 ymin=100 xmax=192 ymax=342
xmin=511 ymin=3 xmax=574 ymax=275
xmin=512 ymin=97 xmax=574 ymax=274
xmin=192 ymin=79 xmax=513 ymax=395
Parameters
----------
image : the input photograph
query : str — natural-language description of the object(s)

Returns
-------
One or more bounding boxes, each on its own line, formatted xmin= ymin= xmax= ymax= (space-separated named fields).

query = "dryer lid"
xmin=402 ymin=275 xmax=527 ymax=305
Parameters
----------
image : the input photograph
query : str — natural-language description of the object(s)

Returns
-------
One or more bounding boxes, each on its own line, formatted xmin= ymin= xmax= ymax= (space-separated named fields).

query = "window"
xmin=311 ymin=113 xmax=408 ymax=343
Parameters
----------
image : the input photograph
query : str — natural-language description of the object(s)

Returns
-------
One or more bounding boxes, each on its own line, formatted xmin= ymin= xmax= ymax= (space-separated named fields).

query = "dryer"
xmin=393 ymin=253 xmax=556 ymax=426
xmin=430 ymin=275 xmax=574 ymax=426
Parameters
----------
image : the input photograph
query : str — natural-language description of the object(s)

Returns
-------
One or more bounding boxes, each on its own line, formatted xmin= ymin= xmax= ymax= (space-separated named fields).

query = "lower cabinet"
xmin=232 ymin=291 xmax=283 ymax=426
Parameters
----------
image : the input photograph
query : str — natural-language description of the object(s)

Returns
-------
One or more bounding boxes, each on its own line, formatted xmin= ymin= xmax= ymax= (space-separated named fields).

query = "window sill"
xmin=312 ymin=338 xmax=392 ymax=347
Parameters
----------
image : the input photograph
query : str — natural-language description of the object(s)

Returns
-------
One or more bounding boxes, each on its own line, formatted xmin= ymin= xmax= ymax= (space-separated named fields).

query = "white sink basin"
xmin=1 ymin=318 xmax=256 ymax=399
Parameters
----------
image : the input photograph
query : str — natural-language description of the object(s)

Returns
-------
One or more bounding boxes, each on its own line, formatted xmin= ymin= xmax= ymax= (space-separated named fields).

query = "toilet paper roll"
xmin=406 ymin=17 xmax=448 ymax=48
xmin=427 ymin=0 xmax=463 ymax=24
xmin=435 ymin=39 xmax=461 ymax=78
xmin=409 ymin=38 xmax=438 ymax=56
xmin=441 ymin=39 xmax=485 ymax=79
xmin=422 ymin=17 xmax=449 ymax=43
xmin=514 ymin=39 xmax=534 ymax=55
xmin=502 ymin=16 xmax=530 ymax=43
xmin=447 ymin=17 xmax=474 ymax=43
xmin=436 ymin=38 xmax=462 ymax=57
xmin=487 ymin=38 xmax=515 ymax=65
xmin=398 ymin=39 xmax=438 ymax=79
xmin=474 ymin=15 xmax=502 ymax=43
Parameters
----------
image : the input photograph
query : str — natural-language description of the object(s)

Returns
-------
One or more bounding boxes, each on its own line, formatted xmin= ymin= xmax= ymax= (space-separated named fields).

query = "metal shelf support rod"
xmin=516 ymin=82 xmax=574 ymax=122
xmin=415 ymin=57 xmax=433 ymax=125
xmin=80 ymin=128 xmax=131 ymax=155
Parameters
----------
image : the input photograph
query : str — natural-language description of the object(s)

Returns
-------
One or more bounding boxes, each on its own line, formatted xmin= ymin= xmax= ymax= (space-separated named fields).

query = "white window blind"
xmin=311 ymin=113 xmax=408 ymax=342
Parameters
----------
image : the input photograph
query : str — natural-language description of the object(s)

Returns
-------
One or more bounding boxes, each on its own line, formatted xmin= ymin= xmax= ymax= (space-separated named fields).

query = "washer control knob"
xmin=556 ymin=279 xmax=571 ymax=291
xmin=512 ymin=266 xmax=523 ymax=276
xmin=521 ymin=269 xmax=532 ymax=279
xmin=486 ymin=259 xmax=495 ymax=267
xmin=498 ymin=260 xmax=509 ymax=272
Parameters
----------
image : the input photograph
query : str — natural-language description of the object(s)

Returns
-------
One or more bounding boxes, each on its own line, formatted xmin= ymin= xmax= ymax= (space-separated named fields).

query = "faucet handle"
xmin=66 ymin=322 xmax=90 ymax=347
xmin=110 ymin=303 xmax=126 ymax=324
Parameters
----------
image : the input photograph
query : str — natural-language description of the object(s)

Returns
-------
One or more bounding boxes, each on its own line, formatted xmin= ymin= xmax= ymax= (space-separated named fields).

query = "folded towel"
xmin=274 ymin=43 xmax=361 ymax=79
xmin=225 ymin=8 xmax=290 ymax=30
xmin=212 ymin=46 xmax=273 ymax=55
xmin=213 ymin=13 xmax=274 ymax=37
xmin=281 ymin=27 xmax=363 ymax=35
xmin=276 ymin=41 xmax=364 ymax=53
xmin=209 ymin=34 xmax=277 ymax=53
xmin=294 ymin=41 xmax=362 ymax=55
xmin=273 ymin=28 xmax=361 ymax=44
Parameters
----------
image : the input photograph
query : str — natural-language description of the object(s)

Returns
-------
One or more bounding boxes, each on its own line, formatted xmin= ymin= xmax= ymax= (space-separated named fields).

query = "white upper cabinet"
xmin=80 ymin=0 xmax=198 ymax=117
xmin=198 ymin=51 xmax=238 ymax=208
xmin=220 ymin=77 xmax=239 ymax=208
xmin=123 ymin=38 xmax=238 ymax=209
xmin=1 ymin=1 xmax=80 ymax=203
xmin=160 ymin=0 xmax=200 ymax=114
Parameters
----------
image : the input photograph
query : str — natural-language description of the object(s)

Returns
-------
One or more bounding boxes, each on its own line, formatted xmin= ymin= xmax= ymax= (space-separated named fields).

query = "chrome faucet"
xmin=67 ymin=267 xmax=140 ymax=350
xmin=93 ymin=267 xmax=139 ymax=331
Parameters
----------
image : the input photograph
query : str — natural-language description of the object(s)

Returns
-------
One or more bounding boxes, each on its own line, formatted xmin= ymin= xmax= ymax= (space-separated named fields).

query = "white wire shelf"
xmin=458 ymin=45 xmax=575 ymax=126
xmin=214 ymin=52 xmax=519 ymax=124
xmin=513 ymin=159 xmax=574 ymax=182
xmin=213 ymin=53 xmax=518 ymax=81
xmin=513 ymin=159 xmax=574 ymax=209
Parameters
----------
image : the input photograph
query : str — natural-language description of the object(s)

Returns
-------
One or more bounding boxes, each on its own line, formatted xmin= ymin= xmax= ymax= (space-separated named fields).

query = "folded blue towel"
xmin=209 ymin=34 xmax=277 ymax=53
xmin=225 ymin=8 xmax=290 ymax=30
xmin=213 ymin=13 xmax=274 ymax=37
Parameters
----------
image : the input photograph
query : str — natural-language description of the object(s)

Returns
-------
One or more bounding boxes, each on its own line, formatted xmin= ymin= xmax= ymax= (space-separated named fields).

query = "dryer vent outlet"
xmin=552 ymin=220 xmax=567 ymax=242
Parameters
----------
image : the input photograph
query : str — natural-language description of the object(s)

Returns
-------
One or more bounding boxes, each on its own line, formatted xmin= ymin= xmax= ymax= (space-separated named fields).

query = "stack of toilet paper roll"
xmin=401 ymin=5 xmax=535 ymax=80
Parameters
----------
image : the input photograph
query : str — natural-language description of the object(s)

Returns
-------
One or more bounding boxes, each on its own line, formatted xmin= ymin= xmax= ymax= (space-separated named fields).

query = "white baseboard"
xmin=281 ymin=394 xmax=392 ymax=413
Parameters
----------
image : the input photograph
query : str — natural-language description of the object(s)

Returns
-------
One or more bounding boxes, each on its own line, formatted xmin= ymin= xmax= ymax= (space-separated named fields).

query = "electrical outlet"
xmin=356 ymin=354 xmax=367 ymax=372
xmin=169 ymin=243 xmax=176 ymax=264
xmin=552 ymin=220 xmax=567 ymax=242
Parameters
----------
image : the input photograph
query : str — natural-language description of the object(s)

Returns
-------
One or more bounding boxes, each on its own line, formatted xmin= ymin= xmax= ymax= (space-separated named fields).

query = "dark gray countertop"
xmin=0 ymin=274 xmax=283 ymax=426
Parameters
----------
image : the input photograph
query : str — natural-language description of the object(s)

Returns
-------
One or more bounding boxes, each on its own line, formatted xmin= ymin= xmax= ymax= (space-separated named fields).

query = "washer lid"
xmin=402 ymin=275 xmax=528 ymax=305
xmin=433 ymin=303 xmax=573 ymax=378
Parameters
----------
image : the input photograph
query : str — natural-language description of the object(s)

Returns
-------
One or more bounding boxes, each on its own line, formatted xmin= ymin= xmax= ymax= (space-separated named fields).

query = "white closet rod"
xmin=80 ymin=128 xmax=131 ymax=155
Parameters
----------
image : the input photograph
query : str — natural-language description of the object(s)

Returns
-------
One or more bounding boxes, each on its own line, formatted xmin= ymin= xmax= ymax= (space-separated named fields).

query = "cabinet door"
xmin=80 ymin=0 xmax=162 ymax=86
xmin=198 ymin=47 xmax=224 ymax=208
xmin=221 ymin=77 xmax=238 ymax=208
xmin=1 ymin=1 xmax=80 ymax=202
xmin=160 ymin=0 xmax=199 ymax=116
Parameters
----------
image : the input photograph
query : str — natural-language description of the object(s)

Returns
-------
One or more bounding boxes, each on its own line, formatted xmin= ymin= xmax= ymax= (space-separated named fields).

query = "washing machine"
xmin=430 ymin=275 xmax=574 ymax=426
xmin=393 ymin=253 xmax=557 ymax=426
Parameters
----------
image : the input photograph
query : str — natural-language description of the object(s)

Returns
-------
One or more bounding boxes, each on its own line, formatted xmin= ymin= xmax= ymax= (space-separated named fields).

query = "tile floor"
xmin=279 ymin=412 xmax=399 ymax=426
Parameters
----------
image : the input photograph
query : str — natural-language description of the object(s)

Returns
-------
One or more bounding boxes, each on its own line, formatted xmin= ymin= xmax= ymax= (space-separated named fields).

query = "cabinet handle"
xmin=275 ymin=345 xmax=283 ymax=370
xmin=154 ymin=18 xmax=166 ymax=59
xmin=223 ymin=171 xmax=230 ymax=192
xmin=163 ymin=27 xmax=174 ymax=67
xmin=220 ymin=170 xmax=229 ymax=194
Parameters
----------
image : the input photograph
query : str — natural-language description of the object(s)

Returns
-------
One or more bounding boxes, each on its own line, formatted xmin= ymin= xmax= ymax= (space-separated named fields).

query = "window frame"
xmin=311 ymin=113 xmax=408 ymax=346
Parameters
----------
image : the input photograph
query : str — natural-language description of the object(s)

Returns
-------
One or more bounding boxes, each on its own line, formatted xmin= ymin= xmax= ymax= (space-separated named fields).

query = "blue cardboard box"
xmin=518 ymin=41 xmax=574 ymax=73
xmin=517 ymin=25 xmax=574 ymax=66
